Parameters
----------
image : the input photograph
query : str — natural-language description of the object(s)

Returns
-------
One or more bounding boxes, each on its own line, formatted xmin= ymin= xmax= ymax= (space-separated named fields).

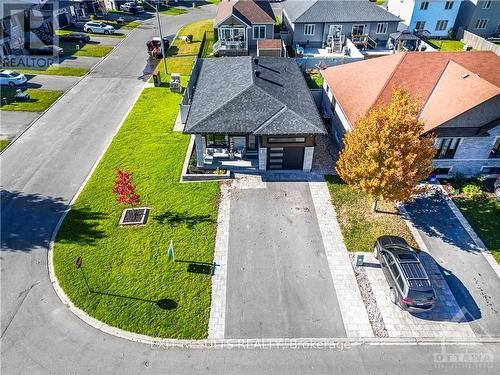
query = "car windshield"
xmin=408 ymin=289 xmax=435 ymax=301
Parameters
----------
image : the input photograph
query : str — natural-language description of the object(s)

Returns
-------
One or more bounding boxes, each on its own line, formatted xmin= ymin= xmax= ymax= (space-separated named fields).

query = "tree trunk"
xmin=372 ymin=200 xmax=378 ymax=213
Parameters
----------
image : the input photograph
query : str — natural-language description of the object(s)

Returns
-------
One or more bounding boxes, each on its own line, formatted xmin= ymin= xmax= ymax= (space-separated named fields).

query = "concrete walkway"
xmin=404 ymin=193 xmax=500 ymax=337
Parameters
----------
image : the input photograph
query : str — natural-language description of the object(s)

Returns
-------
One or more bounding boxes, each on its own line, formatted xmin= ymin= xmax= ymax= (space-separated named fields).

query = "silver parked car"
xmin=0 ymin=70 xmax=27 ymax=86
xmin=84 ymin=21 xmax=115 ymax=35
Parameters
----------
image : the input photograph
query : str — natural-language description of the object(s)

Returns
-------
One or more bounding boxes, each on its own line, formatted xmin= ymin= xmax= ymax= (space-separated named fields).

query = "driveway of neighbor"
xmin=404 ymin=193 xmax=500 ymax=337
xmin=225 ymin=181 xmax=346 ymax=338
xmin=22 ymin=74 xmax=80 ymax=91
xmin=363 ymin=252 xmax=475 ymax=338
xmin=0 ymin=111 xmax=41 ymax=140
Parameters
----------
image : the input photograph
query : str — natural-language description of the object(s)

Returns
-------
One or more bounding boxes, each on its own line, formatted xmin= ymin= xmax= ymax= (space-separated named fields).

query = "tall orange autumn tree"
xmin=336 ymin=88 xmax=435 ymax=211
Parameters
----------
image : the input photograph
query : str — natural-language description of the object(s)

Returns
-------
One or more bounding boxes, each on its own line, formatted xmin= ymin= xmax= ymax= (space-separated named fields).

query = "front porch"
xmin=214 ymin=27 xmax=249 ymax=57
xmin=194 ymin=134 xmax=260 ymax=171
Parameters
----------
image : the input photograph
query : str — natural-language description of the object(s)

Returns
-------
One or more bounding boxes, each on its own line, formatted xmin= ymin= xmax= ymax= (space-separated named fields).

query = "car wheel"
xmin=389 ymin=288 xmax=397 ymax=305
xmin=104 ymin=30 xmax=109 ymax=35
xmin=495 ymin=187 xmax=500 ymax=197
xmin=8 ymin=81 xmax=15 ymax=87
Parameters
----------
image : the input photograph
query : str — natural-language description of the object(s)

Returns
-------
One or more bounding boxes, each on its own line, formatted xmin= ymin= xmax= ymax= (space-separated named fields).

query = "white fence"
xmin=461 ymin=31 xmax=500 ymax=56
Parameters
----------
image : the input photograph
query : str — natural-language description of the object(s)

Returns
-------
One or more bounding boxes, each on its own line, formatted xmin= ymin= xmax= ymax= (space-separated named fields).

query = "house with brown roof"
xmin=213 ymin=0 xmax=276 ymax=56
xmin=320 ymin=51 xmax=500 ymax=177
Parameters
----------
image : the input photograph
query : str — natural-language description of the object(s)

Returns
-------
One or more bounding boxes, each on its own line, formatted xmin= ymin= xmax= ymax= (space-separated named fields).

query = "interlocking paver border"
xmin=207 ymin=182 xmax=231 ymax=339
xmin=309 ymin=178 xmax=374 ymax=337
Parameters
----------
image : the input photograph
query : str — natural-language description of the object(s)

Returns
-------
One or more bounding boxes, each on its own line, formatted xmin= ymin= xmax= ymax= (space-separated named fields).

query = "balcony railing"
xmin=213 ymin=40 xmax=247 ymax=53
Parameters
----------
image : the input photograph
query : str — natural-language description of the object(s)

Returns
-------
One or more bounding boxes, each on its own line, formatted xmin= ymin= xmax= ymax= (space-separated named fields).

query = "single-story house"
xmin=183 ymin=56 xmax=326 ymax=171
xmin=214 ymin=0 xmax=275 ymax=56
xmin=282 ymin=0 xmax=402 ymax=50
xmin=320 ymin=51 xmax=500 ymax=177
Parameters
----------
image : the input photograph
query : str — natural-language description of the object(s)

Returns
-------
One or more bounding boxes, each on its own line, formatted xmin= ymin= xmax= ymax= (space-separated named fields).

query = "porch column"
xmin=258 ymin=147 xmax=267 ymax=171
xmin=195 ymin=134 xmax=205 ymax=168
xmin=303 ymin=147 xmax=314 ymax=172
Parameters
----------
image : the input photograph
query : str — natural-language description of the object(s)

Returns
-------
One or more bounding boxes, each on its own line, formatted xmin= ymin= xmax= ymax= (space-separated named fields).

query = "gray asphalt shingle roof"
xmin=284 ymin=0 xmax=402 ymax=23
xmin=184 ymin=57 xmax=326 ymax=136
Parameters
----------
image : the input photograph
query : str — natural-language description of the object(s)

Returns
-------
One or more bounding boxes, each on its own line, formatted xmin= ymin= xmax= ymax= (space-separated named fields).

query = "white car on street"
xmin=83 ymin=21 xmax=115 ymax=35
xmin=0 ymin=70 xmax=27 ymax=86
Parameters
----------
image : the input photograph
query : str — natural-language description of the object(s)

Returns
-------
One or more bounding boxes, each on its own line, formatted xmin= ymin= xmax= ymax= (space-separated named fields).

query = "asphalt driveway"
xmin=404 ymin=192 xmax=500 ymax=337
xmin=225 ymin=181 xmax=346 ymax=338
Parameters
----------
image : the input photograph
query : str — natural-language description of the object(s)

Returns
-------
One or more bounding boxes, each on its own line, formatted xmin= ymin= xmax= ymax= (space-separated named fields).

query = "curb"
xmin=0 ymin=19 xmax=142 ymax=155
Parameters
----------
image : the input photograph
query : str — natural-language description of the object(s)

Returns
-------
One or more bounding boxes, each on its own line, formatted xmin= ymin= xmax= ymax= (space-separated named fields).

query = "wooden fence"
xmin=461 ymin=30 xmax=500 ymax=56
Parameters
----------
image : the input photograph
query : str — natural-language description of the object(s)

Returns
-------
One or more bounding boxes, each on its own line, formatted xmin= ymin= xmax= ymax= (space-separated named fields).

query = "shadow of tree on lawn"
xmin=153 ymin=210 xmax=214 ymax=229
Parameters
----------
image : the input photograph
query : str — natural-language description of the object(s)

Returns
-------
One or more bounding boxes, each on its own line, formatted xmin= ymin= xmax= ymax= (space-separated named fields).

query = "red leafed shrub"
xmin=112 ymin=169 xmax=140 ymax=207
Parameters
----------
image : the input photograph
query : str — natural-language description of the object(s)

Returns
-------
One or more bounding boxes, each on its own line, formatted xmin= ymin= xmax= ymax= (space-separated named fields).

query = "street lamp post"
xmin=143 ymin=0 xmax=168 ymax=78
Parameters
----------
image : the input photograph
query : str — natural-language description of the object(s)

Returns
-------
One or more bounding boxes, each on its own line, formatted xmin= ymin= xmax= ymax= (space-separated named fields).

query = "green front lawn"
xmin=169 ymin=19 xmax=214 ymax=56
xmin=453 ymin=197 xmax=500 ymax=263
xmin=326 ymin=175 xmax=418 ymax=252
xmin=53 ymin=87 xmax=220 ymax=339
xmin=0 ymin=139 xmax=11 ymax=151
xmin=0 ymin=88 xmax=63 ymax=112
xmin=428 ymin=39 xmax=465 ymax=51
xmin=156 ymin=55 xmax=196 ymax=76
xmin=201 ymin=30 xmax=215 ymax=58
xmin=61 ymin=43 xmax=113 ymax=58
xmin=16 ymin=66 xmax=89 ymax=76
xmin=160 ymin=6 xmax=188 ymax=15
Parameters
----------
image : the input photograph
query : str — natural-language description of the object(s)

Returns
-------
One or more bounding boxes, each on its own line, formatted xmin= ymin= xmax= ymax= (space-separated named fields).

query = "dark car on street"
xmin=374 ymin=236 xmax=437 ymax=313
xmin=58 ymin=32 xmax=91 ymax=44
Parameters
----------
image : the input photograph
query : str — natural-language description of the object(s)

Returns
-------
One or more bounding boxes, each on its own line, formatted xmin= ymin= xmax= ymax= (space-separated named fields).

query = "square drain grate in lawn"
xmin=119 ymin=207 xmax=149 ymax=226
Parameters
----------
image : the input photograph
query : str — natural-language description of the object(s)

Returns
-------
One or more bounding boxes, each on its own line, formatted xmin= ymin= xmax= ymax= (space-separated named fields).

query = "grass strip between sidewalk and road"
xmin=453 ymin=197 xmax=500 ymax=263
xmin=15 ymin=66 xmax=89 ymax=76
xmin=53 ymin=87 xmax=220 ymax=339
xmin=0 ymin=89 xmax=63 ymax=112
xmin=326 ymin=175 xmax=418 ymax=252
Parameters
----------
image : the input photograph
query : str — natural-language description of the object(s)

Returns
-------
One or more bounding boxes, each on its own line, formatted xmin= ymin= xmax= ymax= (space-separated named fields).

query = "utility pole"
xmin=143 ymin=0 xmax=168 ymax=77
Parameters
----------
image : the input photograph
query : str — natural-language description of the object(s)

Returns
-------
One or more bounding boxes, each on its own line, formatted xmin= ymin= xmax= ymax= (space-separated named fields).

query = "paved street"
xmin=225 ymin=181 xmax=346 ymax=338
xmin=404 ymin=193 xmax=500 ymax=337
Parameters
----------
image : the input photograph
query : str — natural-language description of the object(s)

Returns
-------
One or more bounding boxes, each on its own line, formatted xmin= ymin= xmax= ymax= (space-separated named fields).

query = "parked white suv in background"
xmin=83 ymin=21 xmax=115 ymax=35
xmin=0 ymin=70 xmax=27 ymax=86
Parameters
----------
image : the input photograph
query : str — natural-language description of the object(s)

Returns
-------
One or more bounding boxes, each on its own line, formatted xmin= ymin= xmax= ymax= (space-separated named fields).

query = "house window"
xmin=445 ymin=1 xmax=454 ymax=10
xmin=304 ymin=24 xmax=315 ymax=36
xmin=435 ymin=138 xmax=461 ymax=159
xmin=433 ymin=167 xmax=451 ymax=175
xmin=420 ymin=1 xmax=429 ymax=10
xmin=483 ymin=1 xmax=492 ymax=9
xmin=376 ymin=23 xmax=388 ymax=34
xmin=435 ymin=20 xmax=449 ymax=31
xmin=252 ymin=25 xmax=266 ymax=40
xmin=475 ymin=19 xmax=488 ymax=29
xmin=481 ymin=166 xmax=500 ymax=174
xmin=415 ymin=21 xmax=426 ymax=32
xmin=267 ymin=137 xmax=306 ymax=143
xmin=205 ymin=134 xmax=229 ymax=147
xmin=490 ymin=138 xmax=500 ymax=158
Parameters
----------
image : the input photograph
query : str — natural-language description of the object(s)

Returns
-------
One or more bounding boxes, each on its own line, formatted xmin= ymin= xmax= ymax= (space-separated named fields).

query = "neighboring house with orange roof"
xmin=213 ymin=0 xmax=275 ymax=56
xmin=320 ymin=51 xmax=500 ymax=177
